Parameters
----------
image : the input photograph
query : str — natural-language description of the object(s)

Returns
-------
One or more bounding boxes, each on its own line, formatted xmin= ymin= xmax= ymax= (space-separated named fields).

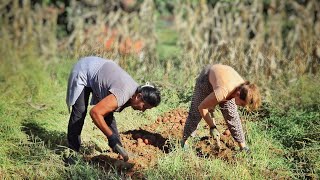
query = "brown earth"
xmin=84 ymin=108 xmax=237 ymax=179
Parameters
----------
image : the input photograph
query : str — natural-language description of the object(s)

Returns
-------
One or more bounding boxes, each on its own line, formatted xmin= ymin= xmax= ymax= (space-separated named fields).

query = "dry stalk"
xmin=173 ymin=0 xmax=319 ymax=81
xmin=0 ymin=0 xmax=58 ymax=57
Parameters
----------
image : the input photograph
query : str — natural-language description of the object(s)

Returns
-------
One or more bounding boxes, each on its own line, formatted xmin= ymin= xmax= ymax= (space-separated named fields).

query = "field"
xmin=0 ymin=0 xmax=319 ymax=179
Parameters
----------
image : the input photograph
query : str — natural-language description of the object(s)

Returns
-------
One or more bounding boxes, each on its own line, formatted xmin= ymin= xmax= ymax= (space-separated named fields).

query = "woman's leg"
xmin=67 ymin=87 xmax=91 ymax=151
xmin=182 ymin=66 xmax=213 ymax=142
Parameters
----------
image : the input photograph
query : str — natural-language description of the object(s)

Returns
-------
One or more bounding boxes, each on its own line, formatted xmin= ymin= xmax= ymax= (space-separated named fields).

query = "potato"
xmin=223 ymin=129 xmax=231 ymax=136
xmin=137 ymin=138 xmax=143 ymax=143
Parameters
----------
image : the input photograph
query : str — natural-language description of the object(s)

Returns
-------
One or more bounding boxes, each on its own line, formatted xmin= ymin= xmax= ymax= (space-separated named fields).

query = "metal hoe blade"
xmin=114 ymin=144 xmax=129 ymax=162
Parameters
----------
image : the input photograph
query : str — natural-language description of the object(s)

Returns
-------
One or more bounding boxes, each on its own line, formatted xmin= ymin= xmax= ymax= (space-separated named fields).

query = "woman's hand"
xmin=210 ymin=126 xmax=221 ymax=148
xmin=210 ymin=126 xmax=220 ymax=139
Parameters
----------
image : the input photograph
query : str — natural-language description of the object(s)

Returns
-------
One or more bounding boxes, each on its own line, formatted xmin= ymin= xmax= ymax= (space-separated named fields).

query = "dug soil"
xmin=84 ymin=108 xmax=237 ymax=179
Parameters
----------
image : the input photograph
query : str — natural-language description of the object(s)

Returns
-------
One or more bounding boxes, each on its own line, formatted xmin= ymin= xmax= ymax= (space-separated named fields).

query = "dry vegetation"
xmin=1 ymin=0 xmax=319 ymax=79
xmin=174 ymin=0 xmax=320 ymax=79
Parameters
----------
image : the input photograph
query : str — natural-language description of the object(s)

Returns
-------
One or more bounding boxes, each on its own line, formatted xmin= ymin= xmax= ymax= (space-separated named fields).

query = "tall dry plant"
xmin=65 ymin=0 xmax=157 ymax=72
xmin=0 ymin=0 xmax=58 ymax=57
xmin=0 ymin=0 xmax=158 ymax=73
xmin=173 ymin=0 xmax=320 ymax=82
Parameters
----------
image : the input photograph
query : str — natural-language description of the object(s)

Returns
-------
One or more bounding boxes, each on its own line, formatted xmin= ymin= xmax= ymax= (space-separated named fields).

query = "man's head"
xmin=234 ymin=81 xmax=261 ymax=111
xmin=131 ymin=83 xmax=161 ymax=112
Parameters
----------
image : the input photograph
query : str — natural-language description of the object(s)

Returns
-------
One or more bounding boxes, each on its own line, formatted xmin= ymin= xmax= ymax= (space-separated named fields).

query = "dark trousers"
xmin=67 ymin=87 xmax=119 ymax=151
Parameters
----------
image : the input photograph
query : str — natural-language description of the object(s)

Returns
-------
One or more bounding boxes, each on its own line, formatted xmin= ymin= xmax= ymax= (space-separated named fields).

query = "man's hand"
xmin=108 ymin=134 xmax=122 ymax=150
xmin=108 ymin=134 xmax=129 ymax=161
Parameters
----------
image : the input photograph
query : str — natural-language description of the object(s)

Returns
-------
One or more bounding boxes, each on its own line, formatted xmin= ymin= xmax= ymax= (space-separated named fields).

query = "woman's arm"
xmin=90 ymin=94 xmax=118 ymax=137
xmin=198 ymin=92 xmax=219 ymax=128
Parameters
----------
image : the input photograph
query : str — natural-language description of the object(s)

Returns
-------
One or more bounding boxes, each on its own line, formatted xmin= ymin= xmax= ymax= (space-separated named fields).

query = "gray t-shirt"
xmin=66 ymin=56 xmax=139 ymax=111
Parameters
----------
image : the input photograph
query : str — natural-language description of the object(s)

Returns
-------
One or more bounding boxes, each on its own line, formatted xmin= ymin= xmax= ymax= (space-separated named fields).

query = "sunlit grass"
xmin=144 ymin=120 xmax=293 ymax=179
xmin=1 ymin=42 xmax=318 ymax=178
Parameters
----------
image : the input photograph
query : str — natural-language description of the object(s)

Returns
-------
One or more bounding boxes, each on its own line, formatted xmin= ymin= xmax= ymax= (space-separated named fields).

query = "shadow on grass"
xmin=84 ymin=154 xmax=145 ymax=179
xmin=20 ymin=121 xmax=168 ymax=179
xmin=21 ymin=121 xmax=68 ymax=151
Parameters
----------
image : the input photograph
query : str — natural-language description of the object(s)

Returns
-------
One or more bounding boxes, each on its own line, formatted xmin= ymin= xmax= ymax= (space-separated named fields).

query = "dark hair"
xmin=136 ymin=83 xmax=161 ymax=107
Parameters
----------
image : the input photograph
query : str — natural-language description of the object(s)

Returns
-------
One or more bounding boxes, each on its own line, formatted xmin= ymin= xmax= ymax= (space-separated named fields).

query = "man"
xmin=66 ymin=56 xmax=161 ymax=161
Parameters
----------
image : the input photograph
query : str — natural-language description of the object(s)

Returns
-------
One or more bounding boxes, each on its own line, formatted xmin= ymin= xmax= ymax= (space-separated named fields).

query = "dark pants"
xmin=67 ymin=87 xmax=119 ymax=151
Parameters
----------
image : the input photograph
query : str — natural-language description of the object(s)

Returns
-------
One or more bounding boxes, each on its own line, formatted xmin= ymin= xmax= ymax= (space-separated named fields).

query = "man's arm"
xmin=90 ymin=94 xmax=118 ymax=137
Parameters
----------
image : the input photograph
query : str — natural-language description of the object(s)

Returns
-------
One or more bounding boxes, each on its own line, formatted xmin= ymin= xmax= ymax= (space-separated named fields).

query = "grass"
xmin=144 ymin=119 xmax=293 ymax=179
xmin=1 ymin=40 xmax=319 ymax=179
xmin=259 ymin=75 xmax=320 ymax=179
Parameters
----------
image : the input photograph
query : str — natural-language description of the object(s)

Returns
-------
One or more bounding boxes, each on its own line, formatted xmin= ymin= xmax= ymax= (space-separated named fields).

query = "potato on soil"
xmin=179 ymin=119 xmax=186 ymax=124
xmin=156 ymin=117 xmax=162 ymax=123
xmin=223 ymin=129 xmax=231 ymax=136
xmin=137 ymin=138 xmax=143 ymax=143
xmin=162 ymin=117 xmax=168 ymax=123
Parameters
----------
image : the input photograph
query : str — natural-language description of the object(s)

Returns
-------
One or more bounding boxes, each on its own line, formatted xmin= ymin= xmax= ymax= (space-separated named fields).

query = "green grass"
xmin=259 ymin=76 xmax=320 ymax=179
xmin=144 ymin=120 xmax=293 ymax=179
xmin=155 ymin=16 xmax=182 ymax=62
xmin=1 ymin=47 xmax=319 ymax=179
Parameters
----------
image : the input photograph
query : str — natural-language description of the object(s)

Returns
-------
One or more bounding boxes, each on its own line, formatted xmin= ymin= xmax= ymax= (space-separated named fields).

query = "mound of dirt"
xmin=194 ymin=135 xmax=236 ymax=161
xmin=84 ymin=108 xmax=237 ymax=179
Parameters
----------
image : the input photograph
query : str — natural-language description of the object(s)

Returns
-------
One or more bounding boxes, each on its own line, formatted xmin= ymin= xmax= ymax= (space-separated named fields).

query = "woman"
xmin=66 ymin=56 xmax=161 ymax=161
xmin=181 ymin=64 xmax=261 ymax=152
